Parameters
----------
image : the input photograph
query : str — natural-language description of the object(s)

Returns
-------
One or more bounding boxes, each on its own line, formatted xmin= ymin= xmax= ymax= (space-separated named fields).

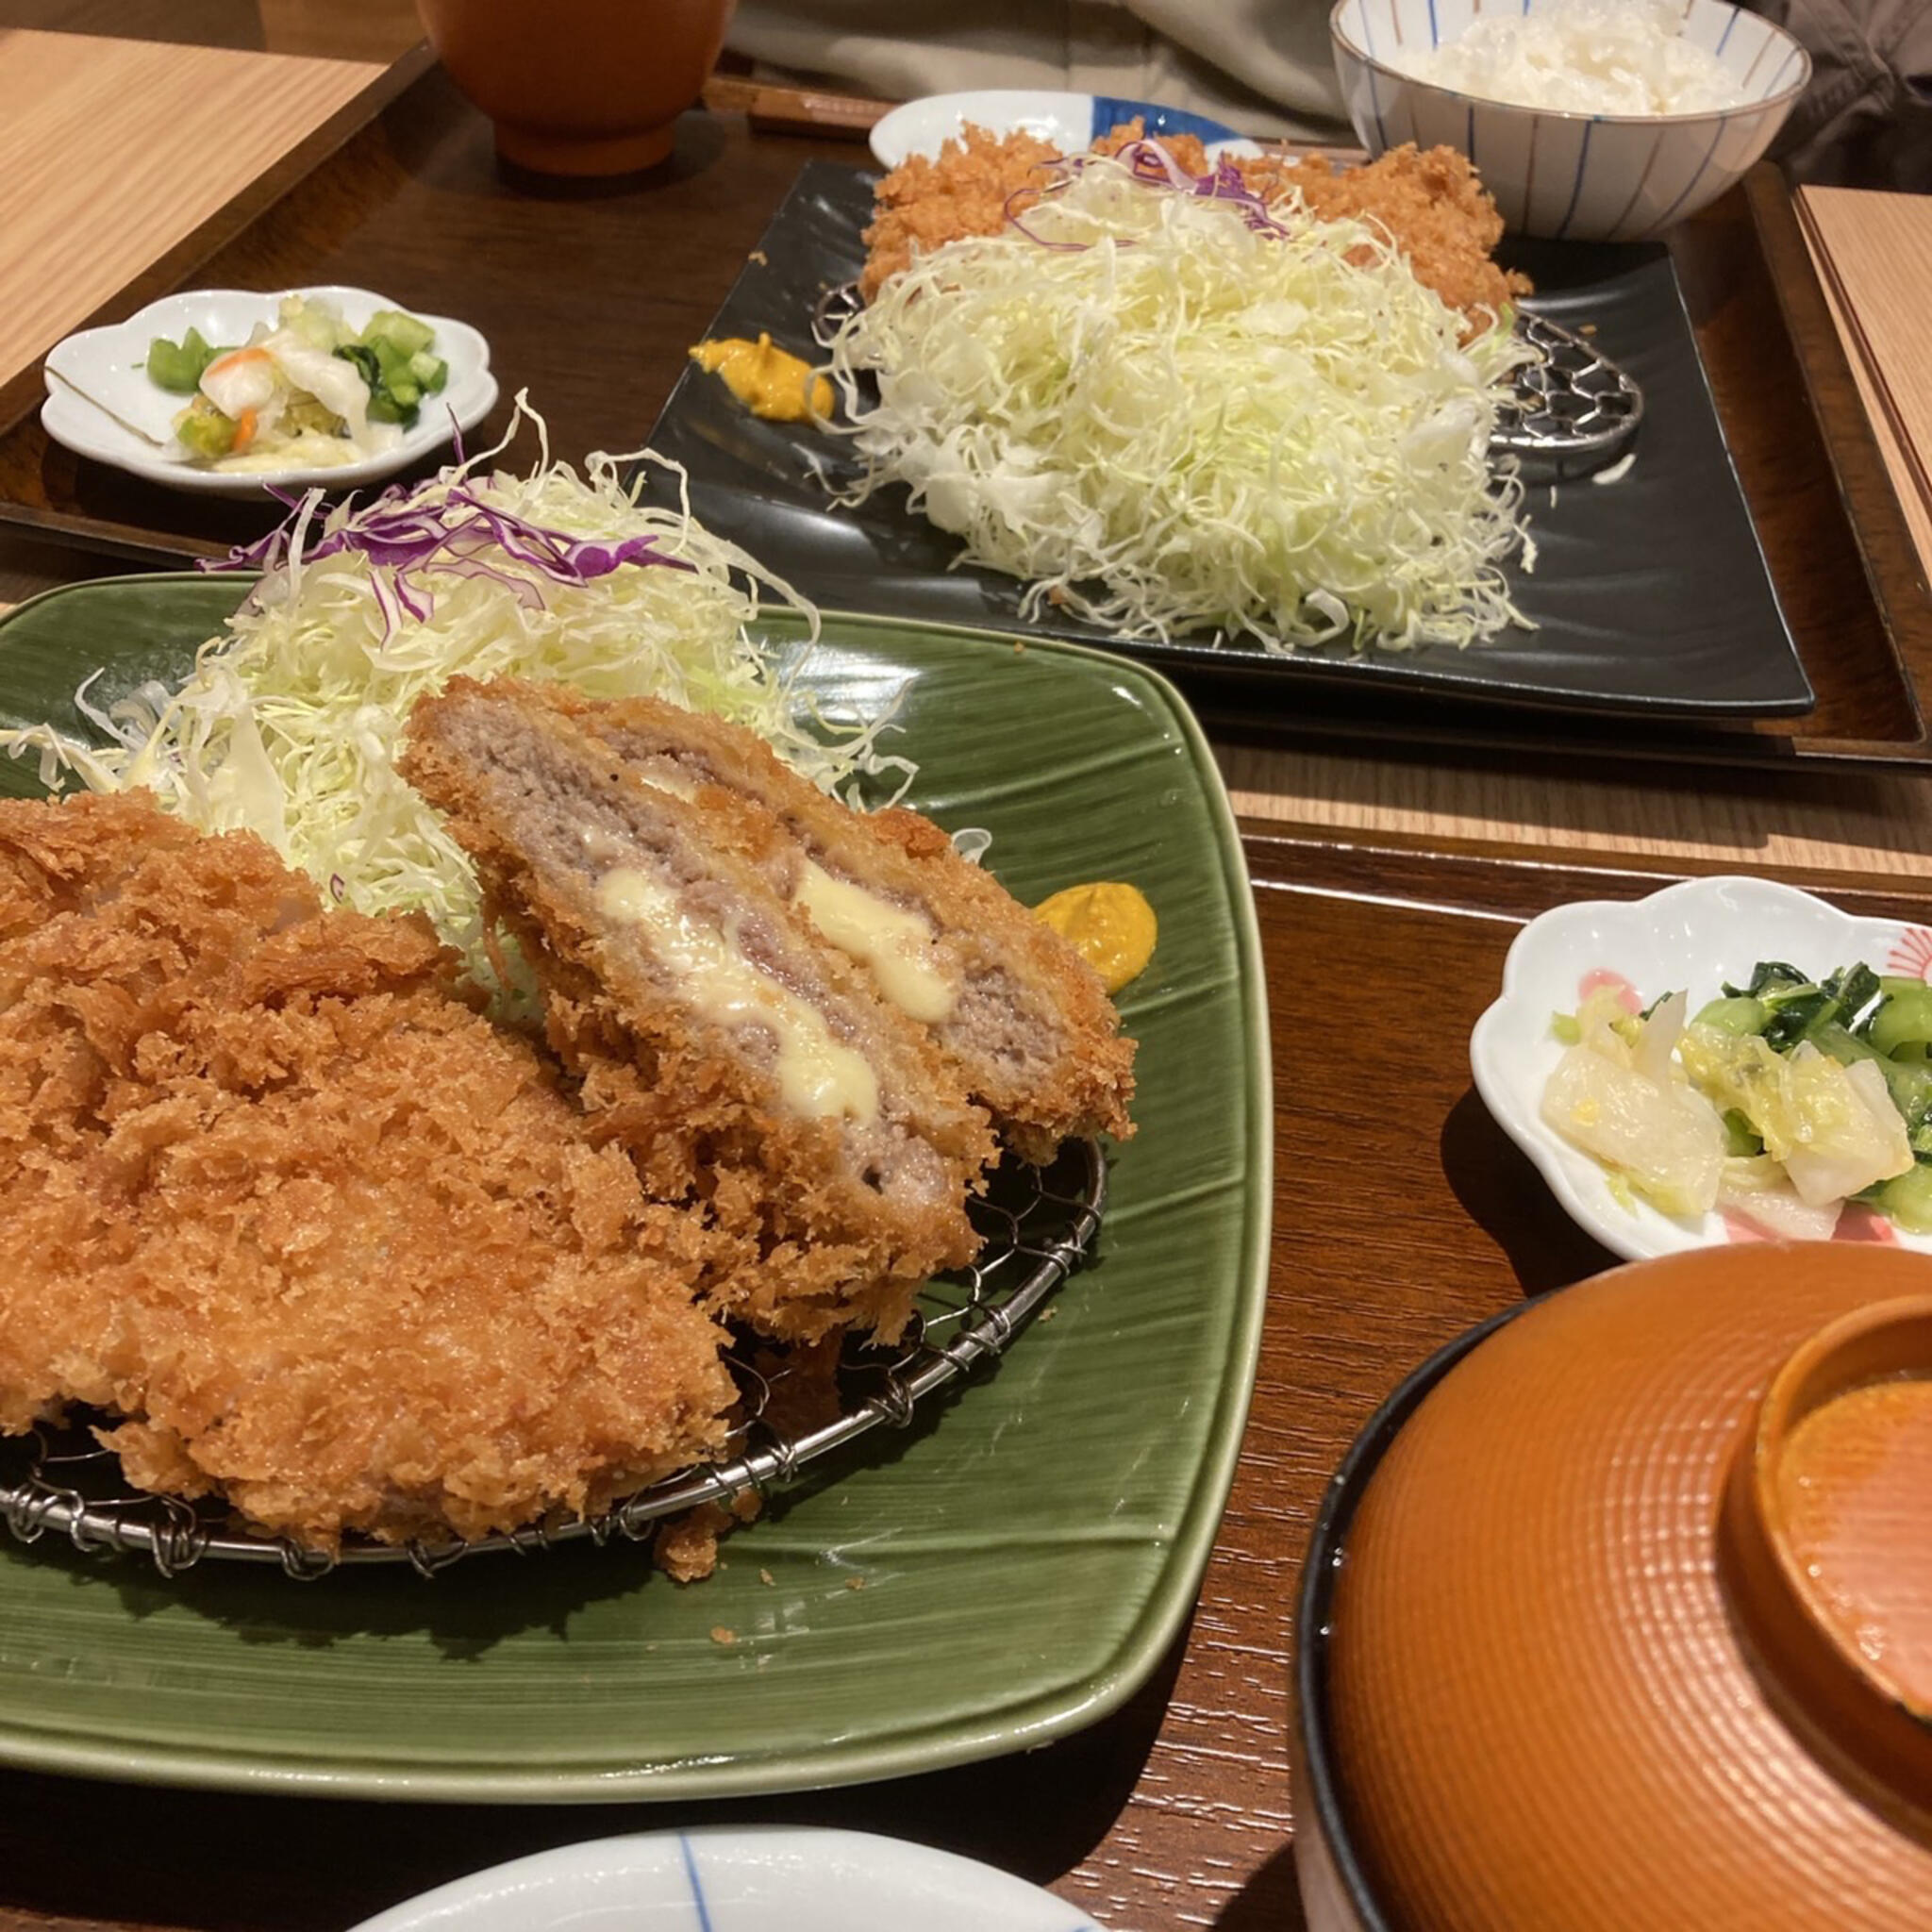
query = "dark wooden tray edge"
xmin=1237 ymin=815 xmax=1932 ymax=925
xmin=1740 ymin=166 xmax=1932 ymax=758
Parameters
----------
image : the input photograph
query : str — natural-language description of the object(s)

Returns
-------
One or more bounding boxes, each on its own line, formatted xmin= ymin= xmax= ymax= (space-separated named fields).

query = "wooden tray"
xmin=0 ymin=822 xmax=1919 ymax=1932
xmin=0 ymin=58 xmax=1928 ymax=769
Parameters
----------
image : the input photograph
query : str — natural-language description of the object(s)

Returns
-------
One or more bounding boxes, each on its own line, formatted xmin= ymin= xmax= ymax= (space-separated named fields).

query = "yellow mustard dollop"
xmin=1034 ymin=882 xmax=1157 ymax=994
xmin=689 ymin=333 xmax=832 ymax=424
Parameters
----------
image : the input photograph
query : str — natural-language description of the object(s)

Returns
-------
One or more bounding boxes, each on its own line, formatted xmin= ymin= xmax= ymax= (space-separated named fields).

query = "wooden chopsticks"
xmin=700 ymin=76 xmax=892 ymax=139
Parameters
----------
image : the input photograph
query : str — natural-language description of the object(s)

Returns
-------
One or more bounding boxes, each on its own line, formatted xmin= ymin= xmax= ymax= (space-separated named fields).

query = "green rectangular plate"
xmin=0 ymin=576 xmax=1271 ymax=1802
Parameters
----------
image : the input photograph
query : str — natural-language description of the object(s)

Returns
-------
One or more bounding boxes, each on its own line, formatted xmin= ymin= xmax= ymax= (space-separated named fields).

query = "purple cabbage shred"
xmin=195 ymin=477 xmax=694 ymax=635
xmin=1007 ymin=138 xmax=1296 ymax=252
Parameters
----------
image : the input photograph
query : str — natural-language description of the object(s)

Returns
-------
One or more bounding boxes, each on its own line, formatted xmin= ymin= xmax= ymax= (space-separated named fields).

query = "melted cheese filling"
xmin=638 ymin=761 xmax=697 ymax=802
xmin=793 ymin=861 xmax=956 ymax=1024
xmin=595 ymin=866 xmax=879 ymax=1124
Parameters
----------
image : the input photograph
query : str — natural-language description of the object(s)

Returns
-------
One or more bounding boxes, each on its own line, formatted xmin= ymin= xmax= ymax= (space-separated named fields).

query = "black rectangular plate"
xmin=641 ymin=161 xmax=1812 ymax=723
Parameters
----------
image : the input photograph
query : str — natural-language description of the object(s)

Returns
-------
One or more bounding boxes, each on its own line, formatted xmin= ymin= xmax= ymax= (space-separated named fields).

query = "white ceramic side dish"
xmin=868 ymin=90 xmax=1259 ymax=169
xmin=1471 ymin=875 xmax=1932 ymax=1258
xmin=347 ymin=1827 xmax=1104 ymax=1932
xmin=41 ymin=285 xmax=496 ymax=498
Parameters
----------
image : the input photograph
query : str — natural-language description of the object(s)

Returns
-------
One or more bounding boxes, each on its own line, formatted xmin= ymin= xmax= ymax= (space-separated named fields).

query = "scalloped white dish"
xmin=1471 ymin=875 xmax=1932 ymax=1259
xmin=349 ymin=1828 xmax=1102 ymax=1931
xmin=868 ymin=89 xmax=1260 ymax=169
xmin=41 ymin=285 xmax=496 ymax=499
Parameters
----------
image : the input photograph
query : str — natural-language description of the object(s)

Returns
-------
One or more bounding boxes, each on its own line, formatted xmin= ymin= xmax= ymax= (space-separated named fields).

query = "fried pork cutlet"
xmin=860 ymin=121 xmax=1215 ymax=303
xmin=861 ymin=123 xmax=1063 ymax=301
xmin=861 ymin=124 xmax=1528 ymax=327
xmin=1239 ymin=142 xmax=1530 ymax=325
xmin=0 ymin=791 xmax=737 ymax=1552
xmin=550 ymin=686 xmax=1135 ymax=1164
xmin=400 ymin=679 xmax=998 ymax=1344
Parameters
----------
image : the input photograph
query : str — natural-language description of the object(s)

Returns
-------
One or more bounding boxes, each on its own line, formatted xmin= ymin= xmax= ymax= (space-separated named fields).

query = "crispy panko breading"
xmin=862 ymin=123 xmax=1529 ymax=326
xmin=400 ymin=678 xmax=1000 ymax=1346
xmin=1239 ymin=142 xmax=1531 ymax=325
xmin=0 ymin=791 xmax=738 ymax=1551
xmin=558 ymin=689 xmax=1136 ymax=1162
xmin=861 ymin=124 xmax=1063 ymax=302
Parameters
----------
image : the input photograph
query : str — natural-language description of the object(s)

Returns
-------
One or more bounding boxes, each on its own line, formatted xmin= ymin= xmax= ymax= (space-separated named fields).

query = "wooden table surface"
xmin=2 ymin=12 xmax=1931 ymax=1931
xmin=0 ymin=29 xmax=390 ymax=391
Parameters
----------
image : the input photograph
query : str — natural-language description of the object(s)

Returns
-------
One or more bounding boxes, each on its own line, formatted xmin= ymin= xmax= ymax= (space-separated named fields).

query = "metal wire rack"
xmin=811 ymin=279 xmax=864 ymax=345
xmin=1493 ymin=310 xmax=1643 ymax=474
xmin=0 ymin=1142 xmax=1106 ymax=1582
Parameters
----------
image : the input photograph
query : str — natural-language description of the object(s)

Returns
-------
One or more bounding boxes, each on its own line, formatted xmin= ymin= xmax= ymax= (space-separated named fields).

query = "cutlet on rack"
xmin=0 ymin=791 xmax=738 ymax=1552
xmin=400 ymin=678 xmax=1002 ymax=1344
xmin=553 ymin=686 xmax=1135 ymax=1164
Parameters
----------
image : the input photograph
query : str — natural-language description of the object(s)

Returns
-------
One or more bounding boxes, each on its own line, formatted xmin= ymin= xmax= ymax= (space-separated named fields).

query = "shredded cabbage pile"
xmin=824 ymin=150 xmax=1540 ymax=652
xmin=4 ymin=401 xmax=907 ymax=976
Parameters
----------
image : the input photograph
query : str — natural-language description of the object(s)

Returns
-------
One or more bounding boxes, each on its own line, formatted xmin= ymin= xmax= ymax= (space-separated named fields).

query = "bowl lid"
xmin=1325 ymin=1242 xmax=1932 ymax=1929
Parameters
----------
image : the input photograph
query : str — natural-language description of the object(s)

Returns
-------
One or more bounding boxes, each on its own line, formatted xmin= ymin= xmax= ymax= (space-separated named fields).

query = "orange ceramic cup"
xmin=415 ymin=0 xmax=738 ymax=176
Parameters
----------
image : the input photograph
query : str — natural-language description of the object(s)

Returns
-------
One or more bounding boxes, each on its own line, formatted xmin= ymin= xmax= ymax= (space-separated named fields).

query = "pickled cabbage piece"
xmin=1675 ymin=1029 xmax=1911 ymax=1207
xmin=1717 ymin=1156 xmax=1842 ymax=1241
xmin=1541 ymin=1031 xmax=1726 ymax=1218
xmin=1546 ymin=955 xmax=1932 ymax=1234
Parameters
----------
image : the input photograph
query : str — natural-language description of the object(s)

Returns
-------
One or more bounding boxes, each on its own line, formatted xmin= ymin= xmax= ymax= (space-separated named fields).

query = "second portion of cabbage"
xmin=824 ymin=154 xmax=1538 ymax=654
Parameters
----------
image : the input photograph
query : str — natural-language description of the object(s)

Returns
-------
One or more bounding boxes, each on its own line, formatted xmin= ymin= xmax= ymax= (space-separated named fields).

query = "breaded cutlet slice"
xmin=861 ymin=123 xmax=1063 ymax=301
xmin=0 ymin=791 xmax=738 ymax=1552
xmin=400 ymin=678 xmax=998 ymax=1343
xmin=862 ymin=124 xmax=1524 ymax=331
xmin=1238 ymin=142 xmax=1529 ymax=334
xmin=556 ymin=687 xmax=1136 ymax=1163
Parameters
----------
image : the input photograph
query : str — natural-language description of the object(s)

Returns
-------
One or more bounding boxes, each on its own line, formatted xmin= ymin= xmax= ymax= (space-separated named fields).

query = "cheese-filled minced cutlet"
xmin=0 ymin=791 xmax=739 ymax=1553
xmin=555 ymin=688 xmax=1136 ymax=1164
xmin=400 ymin=678 xmax=998 ymax=1343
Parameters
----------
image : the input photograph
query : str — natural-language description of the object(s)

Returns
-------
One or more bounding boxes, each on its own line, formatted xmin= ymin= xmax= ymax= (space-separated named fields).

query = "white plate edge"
xmin=345 ymin=1825 xmax=1104 ymax=1932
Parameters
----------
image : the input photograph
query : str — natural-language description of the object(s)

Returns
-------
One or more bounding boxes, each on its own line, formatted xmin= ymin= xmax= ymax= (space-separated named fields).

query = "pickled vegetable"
xmin=1549 ymin=957 xmax=1932 ymax=1237
xmin=147 ymin=294 xmax=444 ymax=469
xmin=145 ymin=326 xmax=224 ymax=394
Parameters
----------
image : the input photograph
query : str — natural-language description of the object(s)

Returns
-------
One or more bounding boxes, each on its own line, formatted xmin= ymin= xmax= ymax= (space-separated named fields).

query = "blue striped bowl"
xmin=1329 ymin=0 xmax=1809 ymax=241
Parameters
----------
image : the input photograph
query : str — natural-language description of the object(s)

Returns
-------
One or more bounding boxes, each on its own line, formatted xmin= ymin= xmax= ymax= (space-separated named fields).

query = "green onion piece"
xmin=1690 ymin=994 xmax=1766 ymax=1037
xmin=145 ymin=326 xmax=223 ymax=394
xmin=361 ymin=308 xmax=436 ymax=357
xmin=1871 ymin=1161 xmax=1932 ymax=1233
xmin=173 ymin=394 xmax=238 ymax=458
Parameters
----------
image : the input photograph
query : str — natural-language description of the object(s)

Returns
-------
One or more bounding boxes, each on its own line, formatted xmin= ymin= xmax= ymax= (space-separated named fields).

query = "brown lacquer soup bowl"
xmin=1294 ymin=1241 xmax=1932 ymax=1930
